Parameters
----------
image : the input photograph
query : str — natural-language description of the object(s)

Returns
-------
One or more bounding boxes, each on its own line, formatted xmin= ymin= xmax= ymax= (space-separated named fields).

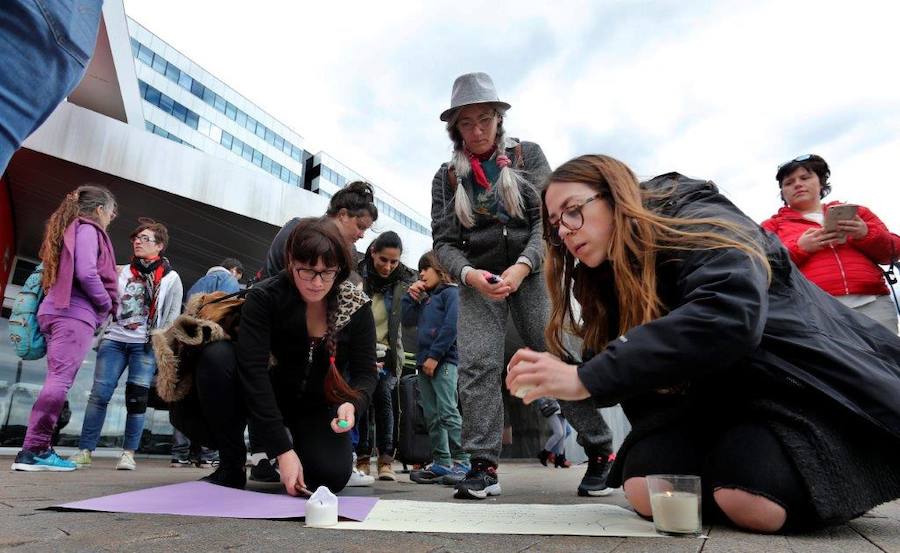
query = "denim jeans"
xmin=78 ymin=339 xmax=157 ymax=451
xmin=356 ymin=371 xmax=396 ymax=459
xmin=417 ymin=362 xmax=468 ymax=466
xmin=0 ymin=0 xmax=102 ymax=173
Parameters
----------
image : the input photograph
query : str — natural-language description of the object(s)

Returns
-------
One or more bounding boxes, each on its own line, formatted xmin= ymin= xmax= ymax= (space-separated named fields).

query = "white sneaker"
xmin=116 ymin=451 xmax=136 ymax=471
xmin=346 ymin=467 xmax=374 ymax=487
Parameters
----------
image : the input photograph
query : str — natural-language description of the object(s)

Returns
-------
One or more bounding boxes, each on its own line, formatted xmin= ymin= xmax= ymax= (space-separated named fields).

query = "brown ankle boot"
xmin=377 ymin=454 xmax=396 ymax=481
xmin=356 ymin=455 xmax=371 ymax=476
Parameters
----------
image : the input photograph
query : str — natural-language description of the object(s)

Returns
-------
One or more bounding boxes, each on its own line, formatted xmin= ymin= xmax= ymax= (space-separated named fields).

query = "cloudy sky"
xmin=123 ymin=0 xmax=900 ymax=231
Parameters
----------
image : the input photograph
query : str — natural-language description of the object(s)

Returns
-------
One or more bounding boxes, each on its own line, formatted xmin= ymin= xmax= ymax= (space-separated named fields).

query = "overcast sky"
xmin=123 ymin=0 xmax=900 ymax=231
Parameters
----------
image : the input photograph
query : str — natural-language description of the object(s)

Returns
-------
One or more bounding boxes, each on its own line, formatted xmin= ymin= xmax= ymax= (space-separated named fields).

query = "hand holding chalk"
xmin=331 ymin=402 xmax=355 ymax=433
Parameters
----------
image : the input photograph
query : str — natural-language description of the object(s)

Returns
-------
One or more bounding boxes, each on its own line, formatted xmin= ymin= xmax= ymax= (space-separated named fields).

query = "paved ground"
xmin=2 ymin=455 xmax=899 ymax=552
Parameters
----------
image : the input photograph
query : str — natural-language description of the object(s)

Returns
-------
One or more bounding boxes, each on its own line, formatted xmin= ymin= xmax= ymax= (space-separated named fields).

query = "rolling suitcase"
xmin=395 ymin=372 xmax=433 ymax=466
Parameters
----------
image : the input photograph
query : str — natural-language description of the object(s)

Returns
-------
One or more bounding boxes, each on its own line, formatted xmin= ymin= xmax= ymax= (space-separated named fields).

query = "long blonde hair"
xmin=39 ymin=185 xmax=116 ymax=291
xmin=542 ymin=155 xmax=771 ymax=358
xmin=445 ymin=105 xmax=526 ymax=228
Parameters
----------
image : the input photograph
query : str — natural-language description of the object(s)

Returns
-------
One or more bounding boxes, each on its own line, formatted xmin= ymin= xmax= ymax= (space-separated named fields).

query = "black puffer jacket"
xmin=576 ymin=173 xmax=900 ymax=524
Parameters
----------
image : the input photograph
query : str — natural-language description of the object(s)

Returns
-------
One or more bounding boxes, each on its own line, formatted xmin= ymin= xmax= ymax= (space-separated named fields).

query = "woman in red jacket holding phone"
xmin=762 ymin=154 xmax=899 ymax=331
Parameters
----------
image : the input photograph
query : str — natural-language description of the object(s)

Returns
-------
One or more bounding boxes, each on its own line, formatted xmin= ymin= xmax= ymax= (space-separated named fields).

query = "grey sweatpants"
xmin=457 ymin=272 xmax=613 ymax=465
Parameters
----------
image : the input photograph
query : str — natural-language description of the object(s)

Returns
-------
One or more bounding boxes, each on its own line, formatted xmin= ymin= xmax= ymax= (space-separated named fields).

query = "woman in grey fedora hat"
xmin=429 ymin=71 xmax=615 ymax=500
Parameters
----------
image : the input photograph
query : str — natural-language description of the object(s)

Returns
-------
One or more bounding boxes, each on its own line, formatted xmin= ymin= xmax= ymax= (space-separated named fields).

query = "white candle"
xmin=650 ymin=491 xmax=700 ymax=534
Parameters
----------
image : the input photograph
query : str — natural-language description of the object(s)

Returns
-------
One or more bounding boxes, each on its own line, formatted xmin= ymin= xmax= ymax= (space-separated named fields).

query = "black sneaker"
xmin=249 ymin=458 xmax=280 ymax=483
xmin=453 ymin=460 xmax=501 ymax=499
xmin=201 ymin=465 xmax=246 ymax=489
xmin=577 ymin=454 xmax=615 ymax=497
xmin=410 ymin=463 xmax=452 ymax=484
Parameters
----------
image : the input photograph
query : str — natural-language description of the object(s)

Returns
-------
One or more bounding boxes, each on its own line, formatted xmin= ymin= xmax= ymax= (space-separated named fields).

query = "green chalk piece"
xmin=337 ymin=419 xmax=349 ymax=429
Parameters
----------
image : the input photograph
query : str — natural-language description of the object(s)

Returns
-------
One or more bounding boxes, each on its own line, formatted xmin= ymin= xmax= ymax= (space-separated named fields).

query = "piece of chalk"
xmin=337 ymin=419 xmax=349 ymax=428
xmin=513 ymin=385 xmax=535 ymax=399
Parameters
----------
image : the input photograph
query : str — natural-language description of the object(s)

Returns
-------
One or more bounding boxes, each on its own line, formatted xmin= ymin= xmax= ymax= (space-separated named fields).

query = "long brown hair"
xmin=285 ymin=216 xmax=360 ymax=404
xmin=542 ymin=155 xmax=770 ymax=358
xmin=39 ymin=185 xmax=116 ymax=290
xmin=418 ymin=250 xmax=454 ymax=286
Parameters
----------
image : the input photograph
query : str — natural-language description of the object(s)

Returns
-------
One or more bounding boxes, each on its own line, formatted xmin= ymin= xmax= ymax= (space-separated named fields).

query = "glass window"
xmin=262 ymin=157 xmax=272 ymax=172
xmin=236 ymin=111 xmax=247 ymax=127
xmin=139 ymin=80 xmax=148 ymax=96
xmin=185 ymin=111 xmax=200 ymax=130
xmin=221 ymin=132 xmax=233 ymax=149
xmin=137 ymin=44 xmax=153 ymax=65
xmin=231 ymin=139 xmax=243 ymax=155
xmin=158 ymin=94 xmax=174 ymax=115
xmin=225 ymin=103 xmax=237 ymax=120
xmin=151 ymin=54 xmax=166 ymax=73
xmin=255 ymin=124 xmax=265 ymax=139
xmin=264 ymin=129 xmax=275 ymax=143
xmin=290 ymin=173 xmax=301 ymax=186
xmin=144 ymin=121 xmax=154 ymax=131
xmin=290 ymin=146 xmax=302 ymax=161
xmin=252 ymin=150 xmax=263 ymax=166
xmin=245 ymin=116 xmax=256 ymax=132
xmin=164 ymin=63 xmax=180 ymax=83
xmin=274 ymin=136 xmax=284 ymax=151
xmin=177 ymin=71 xmax=192 ymax=90
xmin=190 ymin=80 xmax=205 ymax=99
xmin=145 ymin=86 xmax=161 ymax=107
xmin=241 ymin=144 xmax=253 ymax=161
xmin=202 ymin=87 xmax=216 ymax=106
xmin=213 ymin=95 xmax=226 ymax=113
xmin=153 ymin=126 xmax=167 ymax=137
xmin=172 ymin=103 xmax=187 ymax=123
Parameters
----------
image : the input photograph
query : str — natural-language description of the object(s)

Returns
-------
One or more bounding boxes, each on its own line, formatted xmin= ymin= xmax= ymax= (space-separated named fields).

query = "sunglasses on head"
xmin=777 ymin=154 xmax=815 ymax=170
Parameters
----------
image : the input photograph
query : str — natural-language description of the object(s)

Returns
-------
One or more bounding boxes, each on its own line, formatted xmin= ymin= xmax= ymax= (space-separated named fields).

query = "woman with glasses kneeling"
xmin=507 ymin=155 xmax=900 ymax=532
xmin=195 ymin=217 xmax=377 ymax=493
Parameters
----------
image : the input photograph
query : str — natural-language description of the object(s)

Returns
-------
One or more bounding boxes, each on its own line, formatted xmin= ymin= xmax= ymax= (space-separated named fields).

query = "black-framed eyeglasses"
xmin=132 ymin=235 xmax=157 ymax=244
xmin=294 ymin=267 xmax=339 ymax=282
xmin=545 ymin=194 xmax=602 ymax=247
xmin=777 ymin=154 xmax=814 ymax=170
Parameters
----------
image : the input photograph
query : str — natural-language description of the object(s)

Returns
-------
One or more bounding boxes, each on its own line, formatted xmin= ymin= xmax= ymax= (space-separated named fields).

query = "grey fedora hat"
xmin=440 ymin=72 xmax=512 ymax=122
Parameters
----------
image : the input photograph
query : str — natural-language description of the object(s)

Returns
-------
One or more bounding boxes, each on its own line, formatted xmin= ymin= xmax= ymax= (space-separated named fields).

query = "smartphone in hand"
xmin=486 ymin=273 xmax=502 ymax=284
xmin=824 ymin=204 xmax=858 ymax=243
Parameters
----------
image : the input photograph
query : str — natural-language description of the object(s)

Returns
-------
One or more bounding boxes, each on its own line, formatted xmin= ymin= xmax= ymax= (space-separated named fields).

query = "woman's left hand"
xmin=837 ymin=216 xmax=868 ymax=240
xmin=500 ymin=263 xmax=531 ymax=294
xmin=331 ymin=402 xmax=355 ymax=433
xmin=505 ymin=348 xmax=591 ymax=404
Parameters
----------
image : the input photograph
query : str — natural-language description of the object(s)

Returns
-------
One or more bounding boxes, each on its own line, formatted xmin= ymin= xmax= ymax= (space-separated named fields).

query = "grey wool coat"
xmin=430 ymin=138 xmax=550 ymax=278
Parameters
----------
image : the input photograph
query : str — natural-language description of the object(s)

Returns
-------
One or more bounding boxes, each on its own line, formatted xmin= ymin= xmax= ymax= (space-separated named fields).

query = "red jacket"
xmin=761 ymin=202 xmax=900 ymax=297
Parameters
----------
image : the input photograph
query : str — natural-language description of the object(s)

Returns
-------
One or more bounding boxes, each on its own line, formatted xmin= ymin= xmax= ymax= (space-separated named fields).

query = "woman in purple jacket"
xmin=11 ymin=185 xmax=118 ymax=472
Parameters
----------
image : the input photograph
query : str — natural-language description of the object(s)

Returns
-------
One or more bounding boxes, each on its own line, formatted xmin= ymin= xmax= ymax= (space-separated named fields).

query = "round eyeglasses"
xmin=545 ymin=194 xmax=602 ymax=247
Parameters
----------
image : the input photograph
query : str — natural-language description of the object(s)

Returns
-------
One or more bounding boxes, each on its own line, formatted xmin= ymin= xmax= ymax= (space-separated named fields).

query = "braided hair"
xmin=285 ymin=216 xmax=360 ymax=404
xmin=445 ymin=105 xmax=526 ymax=228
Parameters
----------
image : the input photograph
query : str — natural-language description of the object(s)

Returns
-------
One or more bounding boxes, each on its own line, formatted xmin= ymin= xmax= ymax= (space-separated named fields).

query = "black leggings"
xmin=621 ymin=422 xmax=813 ymax=529
xmin=194 ymin=341 xmax=352 ymax=492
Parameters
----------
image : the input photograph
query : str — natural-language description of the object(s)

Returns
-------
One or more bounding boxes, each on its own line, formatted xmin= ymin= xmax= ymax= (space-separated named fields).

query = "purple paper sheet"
xmin=53 ymin=481 xmax=377 ymax=521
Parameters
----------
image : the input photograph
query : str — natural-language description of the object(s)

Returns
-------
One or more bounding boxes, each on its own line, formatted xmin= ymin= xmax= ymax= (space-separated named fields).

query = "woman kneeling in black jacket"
xmin=197 ymin=217 xmax=377 ymax=494
xmin=507 ymin=154 xmax=900 ymax=533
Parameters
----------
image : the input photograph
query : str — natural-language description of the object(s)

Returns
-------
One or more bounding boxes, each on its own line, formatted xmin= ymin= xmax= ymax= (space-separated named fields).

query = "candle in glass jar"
xmin=649 ymin=491 xmax=700 ymax=534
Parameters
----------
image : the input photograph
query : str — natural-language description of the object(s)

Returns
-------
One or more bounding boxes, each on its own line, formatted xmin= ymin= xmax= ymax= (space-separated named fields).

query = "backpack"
xmin=8 ymin=264 xmax=47 ymax=360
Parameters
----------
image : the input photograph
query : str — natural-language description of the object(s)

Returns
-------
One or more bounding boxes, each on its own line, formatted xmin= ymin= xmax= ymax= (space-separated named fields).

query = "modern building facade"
xmin=0 ymin=2 xmax=432 ymax=454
